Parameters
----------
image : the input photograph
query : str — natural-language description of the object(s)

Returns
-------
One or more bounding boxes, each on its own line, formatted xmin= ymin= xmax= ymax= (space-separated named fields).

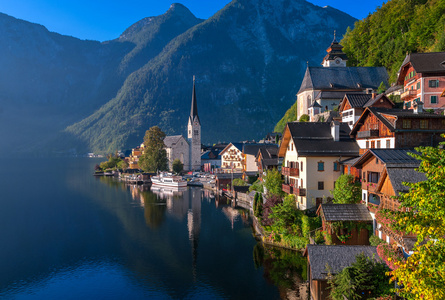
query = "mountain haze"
xmin=0 ymin=0 xmax=356 ymax=155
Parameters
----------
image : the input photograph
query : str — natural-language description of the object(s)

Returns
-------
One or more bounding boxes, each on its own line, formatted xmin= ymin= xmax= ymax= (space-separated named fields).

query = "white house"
xmin=279 ymin=121 xmax=360 ymax=210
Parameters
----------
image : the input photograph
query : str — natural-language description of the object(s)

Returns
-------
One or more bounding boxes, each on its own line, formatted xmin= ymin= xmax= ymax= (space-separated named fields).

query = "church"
xmin=296 ymin=33 xmax=389 ymax=120
xmin=164 ymin=76 xmax=201 ymax=172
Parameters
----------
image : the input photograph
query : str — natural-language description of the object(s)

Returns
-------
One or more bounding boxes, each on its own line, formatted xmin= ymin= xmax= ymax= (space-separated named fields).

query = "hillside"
xmin=63 ymin=0 xmax=356 ymax=154
xmin=274 ymin=0 xmax=445 ymax=133
xmin=342 ymin=0 xmax=445 ymax=82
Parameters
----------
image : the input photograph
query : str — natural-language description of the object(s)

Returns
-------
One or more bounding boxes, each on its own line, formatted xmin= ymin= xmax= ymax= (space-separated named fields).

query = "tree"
xmin=328 ymin=253 xmax=392 ymax=300
xmin=139 ymin=126 xmax=168 ymax=172
xmin=298 ymin=114 xmax=309 ymax=122
xmin=172 ymin=159 xmax=183 ymax=174
xmin=264 ymin=169 xmax=284 ymax=198
xmin=330 ymin=174 xmax=361 ymax=204
xmin=385 ymin=140 xmax=445 ymax=299
xmin=117 ymin=159 xmax=129 ymax=171
xmin=232 ymin=178 xmax=248 ymax=186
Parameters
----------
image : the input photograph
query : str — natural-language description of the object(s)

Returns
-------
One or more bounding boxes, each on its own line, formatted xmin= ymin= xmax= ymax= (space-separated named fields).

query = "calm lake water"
xmin=0 ymin=158 xmax=307 ymax=299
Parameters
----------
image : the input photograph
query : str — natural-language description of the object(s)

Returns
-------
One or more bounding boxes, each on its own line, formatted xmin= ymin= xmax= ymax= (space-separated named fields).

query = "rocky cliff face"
xmin=0 ymin=0 xmax=356 ymax=155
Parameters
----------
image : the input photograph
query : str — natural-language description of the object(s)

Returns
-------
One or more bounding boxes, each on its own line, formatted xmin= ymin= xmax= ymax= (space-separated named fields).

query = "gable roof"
xmin=220 ymin=142 xmax=243 ymax=155
xmin=352 ymin=149 xmax=420 ymax=169
xmin=279 ymin=122 xmax=359 ymax=157
xmin=305 ymin=245 xmax=380 ymax=280
xmin=256 ymin=146 xmax=279 ymax=169
xmin=385 ymin=167 xmax=426 ymax=196
xmin=319 ymin=204 xmax=373 ymax=222
xmin=164 ymin=135 xmax=186 ymax=148
xmin=298 ymin=66 xmax=389 ymax=94
xmin=398 ymin=52 xmax=445 ymax=74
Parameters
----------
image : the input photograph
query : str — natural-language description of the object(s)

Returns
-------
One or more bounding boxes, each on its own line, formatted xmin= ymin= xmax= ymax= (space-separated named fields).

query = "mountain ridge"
xmin=0 ymin=0 xmax=356 ymax=155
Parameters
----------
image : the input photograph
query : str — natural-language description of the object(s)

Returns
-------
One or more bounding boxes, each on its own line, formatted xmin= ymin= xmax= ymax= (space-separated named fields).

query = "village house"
xmin=317 ymin=203 xmax=373 ymax=246
xmin=297 ymin=34 xmax=389 ymax=120
xmin=397 ymin=52 xmax=445 ymax=111
xmin=256 ymin=146 xmax=280 ymax=181
xmin=164 ymin=135 xmax=189 ymax=171
xmin=304 ymin=245 xmax=380 ymax=300
xmin=220 ymin=143 xmax=244 ymax=173
xmin=338 ymin=93 xmax=394 ymax=128
xmin=201 ymin=144 xmax=227 ymax=173
xmin=279 ymin=121 xmax=360 ymax=210
xmin=127 ymin=143 xmax=144 ymax=169
xmin=350 ymin=106 xmax=445 ymax=154
xmin=242 ymin=143 xmax=278 ymax=179
xmin=351 ymin=149 xmax=424 ymax=253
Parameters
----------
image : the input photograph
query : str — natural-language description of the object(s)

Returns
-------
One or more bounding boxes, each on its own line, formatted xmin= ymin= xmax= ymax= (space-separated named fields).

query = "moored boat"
xmin=151 ymin=173 xmax=187 ymax=188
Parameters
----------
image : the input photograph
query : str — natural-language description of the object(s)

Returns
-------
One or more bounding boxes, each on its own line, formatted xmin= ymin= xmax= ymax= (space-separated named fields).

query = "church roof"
xmin=298 ymin=67 xmax=389 ymax=94
xmin=164 ymin=135 xmax=186 ymax=148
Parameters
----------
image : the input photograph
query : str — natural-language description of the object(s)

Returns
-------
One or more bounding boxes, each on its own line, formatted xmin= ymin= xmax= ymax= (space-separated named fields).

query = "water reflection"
xmin=95 ymin=176 xmax=307 ymax=299
xmin=253 ymin=244 xmax=309 ymax=300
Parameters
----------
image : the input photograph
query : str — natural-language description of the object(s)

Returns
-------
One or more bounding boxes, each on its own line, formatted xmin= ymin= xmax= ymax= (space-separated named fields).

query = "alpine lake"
xmin=0 ymin=158 xmax=307 ymax=299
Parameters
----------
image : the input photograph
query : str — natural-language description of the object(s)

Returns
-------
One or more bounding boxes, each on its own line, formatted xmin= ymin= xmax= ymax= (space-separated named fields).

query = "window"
xmin=417 ymin=82 xmax=420 ymax=89
xmin=368 ymin=172 xmax=379 ymax=183
xmin=194 ymin=130 xmax=199 ymax=135
xmin=318 ymin=181 xmax=324 ymax=190
xmin=376 ymin=157 xmax=379 ymax=164
xmin=366 ymin=141 xmax=369 ymax=149
xmin=386 ymin=139 xmax=391 ymax=148
xmin=377 ymin=140 xmax=381 ymax=148
xmin=402 ymin=119 xmax=411 ymax=129
xmin=429 ymin=79 xmax=439 ymax=88
xmin=301 ymin=179 xmax=303 ymax=187
xmin=371 ymin=141 xmax=375 ymax=149
xmin=301 ymin=162 xmax=303 ymax=172
xmin=317 ymin=161 xmax=324 ymax=171
xmin=431 ymin=95 xmax=438 ymax=104
xmin=420 ymin=119 xmax=429 ymax=129
xmin=333 ymin=161 xmax=340 ymax=171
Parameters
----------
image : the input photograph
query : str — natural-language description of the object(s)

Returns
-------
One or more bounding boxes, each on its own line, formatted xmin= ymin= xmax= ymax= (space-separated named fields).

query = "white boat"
xmin=151 ymin=173 xmax=187 ymax=188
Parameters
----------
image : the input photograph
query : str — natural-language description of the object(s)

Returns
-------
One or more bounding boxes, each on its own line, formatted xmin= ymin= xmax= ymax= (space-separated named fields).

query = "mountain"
xmin=63 ymin=0 xmax=356 ymax=154
xmin=0 ymin=0 xmax=356 ymax=155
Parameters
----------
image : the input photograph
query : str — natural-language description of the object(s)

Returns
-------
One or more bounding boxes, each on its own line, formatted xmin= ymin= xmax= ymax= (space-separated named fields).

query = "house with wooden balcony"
xmin=397 ymin=52 xmax=445 ymax=111
xmin=350 ymin=106 xmax=445 ymax=154
xmin=338 ymin=93 xmax=394 ymax=128
xmin=351 ymin=149 xmax=425 ymax=251
xmin=279 ymin=121 xmax=360 ymax=211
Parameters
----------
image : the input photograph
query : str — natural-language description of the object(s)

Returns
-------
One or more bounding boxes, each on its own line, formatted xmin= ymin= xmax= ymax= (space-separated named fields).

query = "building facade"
xmin=397 ymin=52 xmax=445 ymax=111
xmin=279 ymin=121 xmax=359 ymax=210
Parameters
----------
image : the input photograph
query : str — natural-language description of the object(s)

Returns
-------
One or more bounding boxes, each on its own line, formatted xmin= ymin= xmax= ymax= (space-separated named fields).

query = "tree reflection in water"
xmin=253 ymin=243 xmax=309 ymax=300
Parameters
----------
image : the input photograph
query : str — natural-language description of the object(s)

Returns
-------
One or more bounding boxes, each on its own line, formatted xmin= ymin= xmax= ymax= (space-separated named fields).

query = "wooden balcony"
xmin=357 ymin=130 xmax=379 ymax=139
xmin=294 ymin=188 xmax=306 ymax=196
xmin=282 ymin=183 xmax=293 ymax=194
xmin=400 ymin=89 xmax=417 ymax=100
xmin=282 ymin=167 xmax=299 ymax=177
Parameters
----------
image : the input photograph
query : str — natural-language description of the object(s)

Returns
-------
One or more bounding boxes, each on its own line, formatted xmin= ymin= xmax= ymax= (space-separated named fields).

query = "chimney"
xmin=413 ymin=100 xmax=424 ymax=114
xmin=331 ymin=120 xmax=340 ymax=142
xmin=372 ymin=92 xmax=376 ymax=99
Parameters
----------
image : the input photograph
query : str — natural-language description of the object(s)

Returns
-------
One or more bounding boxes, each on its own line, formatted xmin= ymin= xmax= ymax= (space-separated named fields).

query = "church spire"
xmin=190 ymin=75 xmax=199 ymax=123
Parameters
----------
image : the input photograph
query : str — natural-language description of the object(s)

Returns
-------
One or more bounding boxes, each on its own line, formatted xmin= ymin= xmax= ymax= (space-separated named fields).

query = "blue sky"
xmin=0 ymin=0 xmax=385 ymax=41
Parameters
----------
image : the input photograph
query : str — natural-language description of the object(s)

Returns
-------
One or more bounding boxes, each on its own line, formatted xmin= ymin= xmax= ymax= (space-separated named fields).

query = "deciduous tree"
xmin=385 ymin=141 xmax=445 ymax=299
xmin=172 ymin=158 xmax=183 ymax=174
xmin=139 ymin=126 xmax=168 ymax=172
xmin=331 ymin=174 xmax=361 ymax=204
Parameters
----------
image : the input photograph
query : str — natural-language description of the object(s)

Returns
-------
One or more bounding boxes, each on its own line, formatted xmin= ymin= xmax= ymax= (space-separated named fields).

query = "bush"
xmin=369 ymin=235 xmax=385 ymax=246
xmin=249 ymin=179 xmax=264 ymax=193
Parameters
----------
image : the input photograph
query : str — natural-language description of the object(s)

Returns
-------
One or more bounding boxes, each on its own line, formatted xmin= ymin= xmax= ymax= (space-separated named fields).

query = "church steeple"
xmin=322 ymin=30 xmax=348 ymax=67
xmin=187 ymin=75 xmax=201 ymax=171
xmin=189 ymin=75 xmax=200 ymax=124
